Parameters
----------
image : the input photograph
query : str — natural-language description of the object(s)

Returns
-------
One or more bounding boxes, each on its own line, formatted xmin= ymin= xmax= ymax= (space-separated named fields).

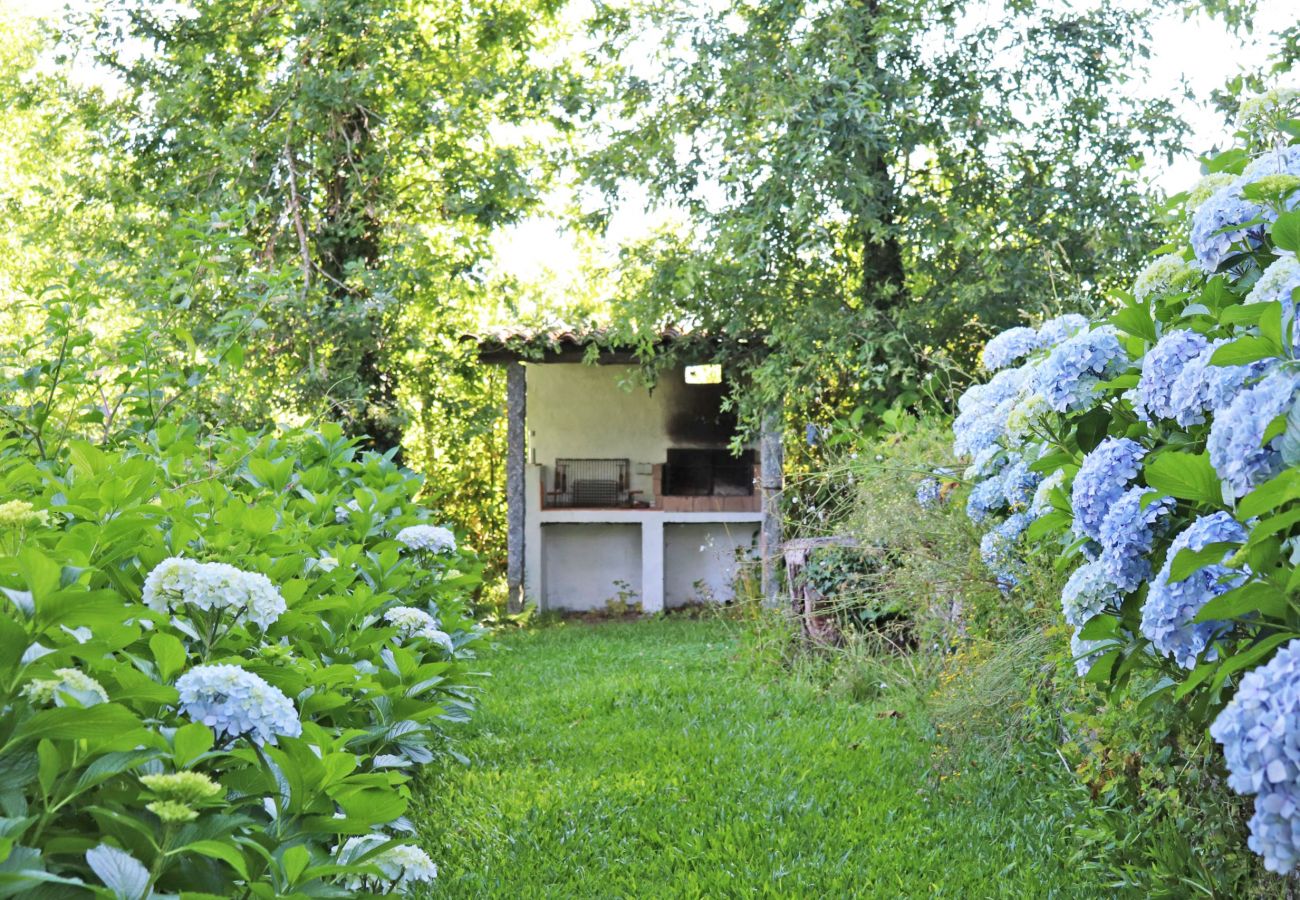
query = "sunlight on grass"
xmin=413 ymin=618 xmax=1094 ymax=897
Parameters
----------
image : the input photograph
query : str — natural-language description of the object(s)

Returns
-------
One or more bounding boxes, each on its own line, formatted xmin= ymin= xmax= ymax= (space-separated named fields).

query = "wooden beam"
xmin=506 ymin=362 xmax=527 ymax=613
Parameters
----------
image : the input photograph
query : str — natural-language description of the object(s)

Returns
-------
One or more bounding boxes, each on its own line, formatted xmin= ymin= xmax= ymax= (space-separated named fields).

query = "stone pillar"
xmin=640 ymin=517 xmax=665 ymax=613
xmin=506 ymin=362 xmax=527 ymax=613
xmin=759 ymin=409 xmax=784 ymax=607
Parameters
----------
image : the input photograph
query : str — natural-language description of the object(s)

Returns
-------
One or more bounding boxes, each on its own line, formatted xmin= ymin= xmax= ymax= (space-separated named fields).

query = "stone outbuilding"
xmin=476 ymin=328 xmax=783 ymax=614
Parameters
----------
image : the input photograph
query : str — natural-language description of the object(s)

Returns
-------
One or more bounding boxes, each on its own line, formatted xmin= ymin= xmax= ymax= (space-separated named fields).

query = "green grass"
xmin=413 ymin=618 xmax=1098 ymax=897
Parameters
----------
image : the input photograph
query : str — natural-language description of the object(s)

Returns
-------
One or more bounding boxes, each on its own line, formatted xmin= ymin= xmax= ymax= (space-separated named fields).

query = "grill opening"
xmin=663 ymin=448 xmax=755 ymax=496
xmin=546 ymin=458 xmax=631 ymax=508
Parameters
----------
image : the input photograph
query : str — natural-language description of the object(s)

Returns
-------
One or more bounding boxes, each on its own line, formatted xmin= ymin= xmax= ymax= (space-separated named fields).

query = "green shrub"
xmin=0 ymin=423 xmax=484 ymax=896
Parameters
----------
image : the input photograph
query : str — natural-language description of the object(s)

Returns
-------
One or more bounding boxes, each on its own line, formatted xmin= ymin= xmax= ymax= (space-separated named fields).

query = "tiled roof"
xmin=471 ymin=324 xmax=756 ymax=362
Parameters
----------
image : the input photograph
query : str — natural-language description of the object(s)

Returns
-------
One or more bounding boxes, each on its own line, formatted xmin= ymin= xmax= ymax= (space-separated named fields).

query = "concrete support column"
xmin=524 ymin=465 xmax=543 ymax=609
xmin=759 ymin=409 xmax=784 ymax=607
xmin=505 ymin=362 xmax=526 ymax=613
xmin=640 ymin=518 xmax=665 ymax=613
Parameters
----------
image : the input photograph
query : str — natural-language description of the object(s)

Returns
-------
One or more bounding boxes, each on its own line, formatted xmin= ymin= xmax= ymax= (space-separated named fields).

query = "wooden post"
xmin=759 ymin=408 xmax=784 ymax=606
xmin=506 ymin=362 xmax=526 ymax=613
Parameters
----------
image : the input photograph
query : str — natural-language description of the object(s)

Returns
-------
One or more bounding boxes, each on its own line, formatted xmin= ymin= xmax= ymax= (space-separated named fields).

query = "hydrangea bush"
xmin=945 ymin=95 xmax=1300 ymax=873
xmin=0 ymin=423 xmax=483 ymax=895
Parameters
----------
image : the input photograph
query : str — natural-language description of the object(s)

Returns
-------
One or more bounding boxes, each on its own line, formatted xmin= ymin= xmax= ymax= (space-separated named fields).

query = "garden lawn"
xmin=413 ymin=618 xmax=1096 ymax=897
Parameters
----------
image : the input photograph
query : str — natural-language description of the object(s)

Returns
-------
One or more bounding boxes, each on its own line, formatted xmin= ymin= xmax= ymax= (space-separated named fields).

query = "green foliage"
xmin=414 ymin=618 xmax=1092 ymax=896
xmin=0 ymin=423 xmax=484 ymax=895
xmin=579 ymin=0 xmax=1189 ymax=432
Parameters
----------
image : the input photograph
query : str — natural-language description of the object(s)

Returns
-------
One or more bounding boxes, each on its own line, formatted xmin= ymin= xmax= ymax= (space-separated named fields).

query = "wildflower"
xmin=336 ymin=835 xmax=438 ymax=891
xmin=1135 ymin=330 xmax=1209 ymax=422
xmin=1037 ymin=313 xmax=1089 ymax=347
xmin=22 ymin=668 xmax=109 ymax=707
xmin=383 ymin=606 xmax=453 ymax=652
xmin=1168 ymin=338 xmax=1272 ymax=427
xmin=1140 ymin=512 xmax=1247 ymax=669
xmin=1061 ymin=560 xmax=1121 ymax=627
xmin=395 ymin=525 xmax=457 ymax=555
xmin=1035 ymin=327 xmax=1128 ymax=413
xmin=981 ymin=327 xmax=1042 ymax=372
xmin=1208 ymin=369 xmax=1300 ymax=499
xmin=1133 ymin=254 xmax=1198 ymax=303
xmin=1211 ymin=636 xmax=1300 ymax=873
xmin=175 ymin=665 xmax=302 ymax=746
xmin=139 ymin=772 xmax=223 ymax=804
xmin=142 ymin=558 xmax=286 ymax=629
xmin=1071 ymin=438 xmax=1145 ymax=543
xmin=1097 ymin=488 xmax=1174 ymax=591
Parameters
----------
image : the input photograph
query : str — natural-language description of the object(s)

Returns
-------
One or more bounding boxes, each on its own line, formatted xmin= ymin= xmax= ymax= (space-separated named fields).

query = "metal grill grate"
xmin=546 ymin=458 xmax=631 ymax=508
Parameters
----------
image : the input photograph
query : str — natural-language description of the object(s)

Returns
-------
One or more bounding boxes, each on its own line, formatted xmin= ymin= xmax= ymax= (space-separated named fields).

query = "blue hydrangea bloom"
xmin=176 ymin=664 xmax=302 ymax=746
xmin=1071 ymin=438 xmax=1145 ymax=542
xmin=1070 ymin=629 xmax=1111 ymax=677
xmin=1061 ymin=559 xmax=1121 ymax=627
xmin=1097 ymin=488 xmax=1175 ymax=591
xmin=966 ymin=477 xmax=1007 ymax=524
xmin=1035 ymin=327 xmax=1128 ymax=412
xmin=980 ymin=512 xmax=1033 ymax=592
xmin=1190 ymin=184 xmax=1266 ymax=273
xmin=965 ymin=445 xmax=1007 ymax=481
xmin=953 ymin=367 xmax=1028 ymax=456
xmin=1211 ymin=638 xmax=1300 ymax=873
xmin=1241 ymin=145 xmax=1300 ymax=182
xmin=916 ymin=478 xmax=941 ymax=509
xmin=1247 ymin=256 xmax=1300 ymax=331
xmin=1167 ymin=338 xmax=1272 ymax=428
xmin=999 ymin=458 xmax=1041 ymax=510
xmin=981 ymin=327 xmax=1042 ymax=372
xmin=1031 ymin=469 xmax=1067 ymax=517
xmin=1037 ymin=314 xmax=1089 ymax=347
xmin=1140 ymin=512 xmax=1247 ymax=669
xmin=1208 ymin=369 xmax=1300 ymax=499
xmin=1136 ymin=331 xmax=1209 ymax=422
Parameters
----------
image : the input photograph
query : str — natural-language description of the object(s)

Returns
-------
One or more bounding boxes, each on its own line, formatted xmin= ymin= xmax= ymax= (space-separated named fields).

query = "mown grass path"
xmin=414 ymin=618 xmax=1092 ymax=897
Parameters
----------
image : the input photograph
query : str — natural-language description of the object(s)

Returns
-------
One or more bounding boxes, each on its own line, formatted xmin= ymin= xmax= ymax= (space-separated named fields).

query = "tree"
xmin=66 ymin=0 xmax=571 ymax=451
xmin=579 ymin=0 xmax=1190 ymax=432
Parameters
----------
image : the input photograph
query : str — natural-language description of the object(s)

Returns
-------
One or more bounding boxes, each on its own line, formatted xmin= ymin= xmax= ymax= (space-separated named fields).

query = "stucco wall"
xmin=540 ymin=523 xmax=642 ymax=611
xmin=526 ymin=363 xmax=750 ymax=503
xmin=664 ymin=523 xmax=760 ymax=607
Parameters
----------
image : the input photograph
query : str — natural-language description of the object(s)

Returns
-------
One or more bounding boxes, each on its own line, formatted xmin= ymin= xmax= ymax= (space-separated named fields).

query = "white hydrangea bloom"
xmin=22 ymin=668 xmax=109 ymax=707
xmin=334 ymin=498 xmax=362 ymax=523
xmin=176 ymin=664 xmax=302 ymax=745
xmin=1133 ymin=253 xmax=1197 ymax=303
xmin=336 ymin=835 xmax=438 ymax=891
xmin=395 ymin=524 xmax=456 ymax=555
xmin=143 ymin=558 xmax=286 ymax=629
xmin=383 ymin=606 xmax=454 ymax=652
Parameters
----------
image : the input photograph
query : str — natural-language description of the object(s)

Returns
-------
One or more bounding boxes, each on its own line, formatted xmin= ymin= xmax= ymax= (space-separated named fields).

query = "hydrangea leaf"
xmin=1279 ymin=401 xmax=1300 ymax=467
xmin=85 ymin=844 xmax=150 ymax=900
xmin=1144 ymin=451 xmax=1223 ymax=506
xmin=1210 ymin=335 xmax=1282 ymax=365
xmin=1194 ymin=582 xmax=1288 ymax=623
xmin=1110 ymin=302 xmax=1158 ymax=344
xmin=1170 ymin=542 xmax=1243 ymax=583
xmin=1238 ymin=468 xmax=1300 ymax=518
xmin=1272 ymin=210 xmax=1300 ymax=252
